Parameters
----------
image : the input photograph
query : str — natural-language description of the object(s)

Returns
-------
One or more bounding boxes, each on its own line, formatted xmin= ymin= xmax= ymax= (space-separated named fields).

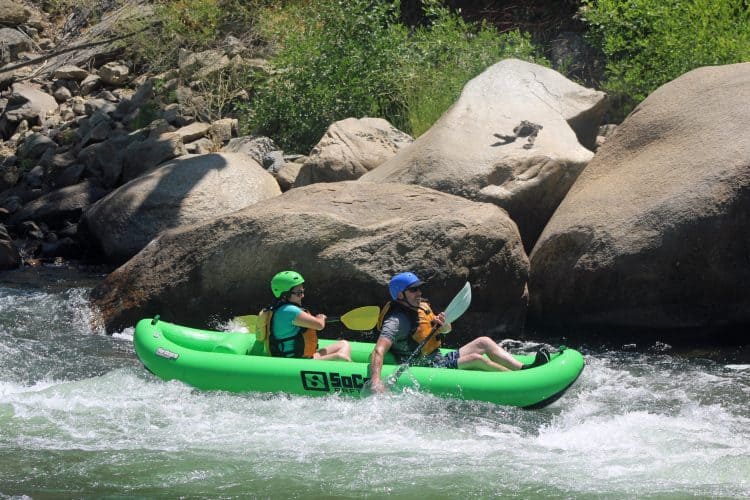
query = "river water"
xmin=1 ymin=267 xmax=748 ymax=498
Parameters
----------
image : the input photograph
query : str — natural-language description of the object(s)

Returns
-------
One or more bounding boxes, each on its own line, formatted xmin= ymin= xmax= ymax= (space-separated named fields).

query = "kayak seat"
xmin=213 ymin=333 xmax=256 ymax=355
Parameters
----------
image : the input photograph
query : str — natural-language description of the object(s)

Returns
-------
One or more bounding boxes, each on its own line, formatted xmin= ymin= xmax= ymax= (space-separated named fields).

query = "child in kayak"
xmin=259 ymin=270 xmax=351 ymax=361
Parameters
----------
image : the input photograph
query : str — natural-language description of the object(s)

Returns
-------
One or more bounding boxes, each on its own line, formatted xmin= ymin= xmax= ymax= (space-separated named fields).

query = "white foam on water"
xmin=112 ymin=327 xmax=134 ymax=342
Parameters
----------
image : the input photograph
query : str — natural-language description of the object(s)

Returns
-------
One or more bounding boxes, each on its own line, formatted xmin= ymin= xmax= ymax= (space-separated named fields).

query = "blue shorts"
xmin=432 ymin=350 xmax=459 ymax=369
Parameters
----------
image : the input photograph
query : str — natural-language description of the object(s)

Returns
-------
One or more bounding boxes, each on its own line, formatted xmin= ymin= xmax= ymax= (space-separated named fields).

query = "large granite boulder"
xmin=80 ymin=152 xmax=281 ymax=264
xmin=361 ymin=59 xmax=606 ymax=250
xmin=294 ymin=117 xmax=413 ymax=186
xmin=529 ymin=63 xmax=750 ymax=334
xmin=91 ymin=181 xmax=528 ymax=334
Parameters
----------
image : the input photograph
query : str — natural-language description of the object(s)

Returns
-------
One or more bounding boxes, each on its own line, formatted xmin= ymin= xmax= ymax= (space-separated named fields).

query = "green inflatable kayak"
xmin=133 ymin=317 xmax=585 ymax=408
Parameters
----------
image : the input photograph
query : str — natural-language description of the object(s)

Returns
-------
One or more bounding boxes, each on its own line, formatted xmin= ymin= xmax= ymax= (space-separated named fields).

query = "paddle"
xmin=386 ymin=281 xmax=472 ymax=387
xmin=235 ymin=305 xmax=380 ymax=333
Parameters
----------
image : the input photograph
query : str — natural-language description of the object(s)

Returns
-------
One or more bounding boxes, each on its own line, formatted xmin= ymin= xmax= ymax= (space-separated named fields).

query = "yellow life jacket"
xmin=376 ymin=299 xmax=441 ymax=356
xmin=259 ymin=305 xmax=318 ymax=358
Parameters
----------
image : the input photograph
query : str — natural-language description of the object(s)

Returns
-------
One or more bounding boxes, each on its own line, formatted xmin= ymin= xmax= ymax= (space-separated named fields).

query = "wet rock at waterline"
xmin=91 ymin=181 xmax=528 ymax=334
xmin=0 ymin=223 xmax=20 ymax=270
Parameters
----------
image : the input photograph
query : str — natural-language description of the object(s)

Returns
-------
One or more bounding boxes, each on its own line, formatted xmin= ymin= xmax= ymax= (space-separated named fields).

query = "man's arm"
xmin=369 ymin=336 xmax=393 ymax=394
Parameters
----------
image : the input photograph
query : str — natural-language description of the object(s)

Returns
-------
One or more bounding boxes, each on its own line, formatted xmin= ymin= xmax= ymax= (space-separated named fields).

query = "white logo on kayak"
xmin=155 ymin=347 xmax=179 ymax=360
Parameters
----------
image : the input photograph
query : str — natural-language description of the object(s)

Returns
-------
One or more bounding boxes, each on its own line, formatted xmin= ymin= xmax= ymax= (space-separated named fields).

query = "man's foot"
xmin=522 ymin=347 xmax=550 ymax=370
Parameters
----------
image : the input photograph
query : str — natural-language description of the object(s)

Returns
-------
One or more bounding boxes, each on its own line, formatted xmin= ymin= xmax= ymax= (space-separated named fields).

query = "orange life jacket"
xmin=258 ymin=305 xmax=318 ymax=358
xmin=376 ymin=299 xmax=442 ymax=356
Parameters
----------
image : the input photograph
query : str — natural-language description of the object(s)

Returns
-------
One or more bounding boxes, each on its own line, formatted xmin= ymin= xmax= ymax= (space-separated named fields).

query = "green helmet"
xmin=271 ymin=270 xmax=305 ymax=298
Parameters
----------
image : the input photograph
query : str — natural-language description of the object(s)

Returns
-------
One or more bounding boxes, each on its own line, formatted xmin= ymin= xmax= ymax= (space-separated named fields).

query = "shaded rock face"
xmin=91 ymin=181 xmax=528 ymax=334
xmin=361 ymin=59 xmax=605 ymax=251
xmin=8 ymin=179 xmax=108 ymax=228
xmin=0 ymin=223 xmax=20 ymax=270
xmin=80 ymin=152 xmax=281 ymax=265
xmin=294 ymin=117 xmax=413 ymax=187
xmin=529 ymin=63 xmax=750 ymax=332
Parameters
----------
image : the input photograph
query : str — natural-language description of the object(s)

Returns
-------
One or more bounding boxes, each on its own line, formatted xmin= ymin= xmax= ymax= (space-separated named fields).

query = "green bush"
xmin=582 ymin=0 xmax=750 ymax=119
xmin=250 ymin=0 xmax=410 ymax=151
xmin=250 ymin=0 xmax=546 ymax=152
xmin=404 ymin=2 xmax=544 ymax=136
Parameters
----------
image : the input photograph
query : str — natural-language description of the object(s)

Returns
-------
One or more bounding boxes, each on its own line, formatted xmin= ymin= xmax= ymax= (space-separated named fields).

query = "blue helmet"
xmin=388 ymin=272 xmax=424 ymax=300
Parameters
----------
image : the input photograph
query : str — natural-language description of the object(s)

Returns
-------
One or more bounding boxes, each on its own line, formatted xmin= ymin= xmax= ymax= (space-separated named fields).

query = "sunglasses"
xmin=405 ymin=286 xmax=422 ymax=293
xmin=290 ymin=289 xmax=305 ymax=296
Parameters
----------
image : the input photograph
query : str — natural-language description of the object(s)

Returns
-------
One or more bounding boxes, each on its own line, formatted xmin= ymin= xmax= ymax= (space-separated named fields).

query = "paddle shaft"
xmin=387 ymin=323 xmax=443 ymax=383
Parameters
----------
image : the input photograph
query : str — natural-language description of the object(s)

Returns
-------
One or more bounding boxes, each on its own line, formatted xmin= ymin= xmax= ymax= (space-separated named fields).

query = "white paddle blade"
xmin=444 ymin=282 xmax=471 ymax=324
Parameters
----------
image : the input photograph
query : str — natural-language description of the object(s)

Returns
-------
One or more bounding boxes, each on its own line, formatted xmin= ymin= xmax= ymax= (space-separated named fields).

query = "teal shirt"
xmin=271 ymin=303 xmax=304 ymax=356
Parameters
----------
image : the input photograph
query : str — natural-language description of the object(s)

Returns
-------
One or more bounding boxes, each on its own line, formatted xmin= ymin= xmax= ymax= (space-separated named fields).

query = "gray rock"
xmin=52 ymin=163 xmax=85 ymax=188
xmin=295 ymin=117 xmax=412 ymax=186
xmin=8 ymin=179 xmax=108 ymax=228
xmin=98 ymin=62 xmax=130 ymax=86
xmin=81 ymin=152 xmax=281 ymax=265
xmin=262 ymin=150 xmax=285 ymax=174
xmin=0 ymin=0 xmax=31 ymax=27
xmin=53 ymin=85 xmax=73 ymax=103
xmin=184 ymin=137 xmax=214 ymax=154
xmin=529 ymin=63 xmax=750 ymax=333
xmin=24 ymin=165 xmax=44 ymax=188
xmin=53 ymin=65 xmax=90 ymax=81
xmin=222 ymin=135 xmax=278 ymax=165
xmin=90 ymin=181 xmax=528 ymax=334
xmin=80 ymin=74 xmax=101 ymax=95
xmin=209 ymin=118 xmax=237 ymax=144
xmin=84 ymin=97 xmax=118 ymax=116
xmin=121 ymin=132 xmax=186 ymax=182
xmin=274 ymin=162 xmax=302 ymax=191
xmin=175 ymin=122 xmax=210 ymax=143
xmin=362 ymin=59 xmax=606 ymax=251
xmin=0 ymin=28 xmax=32 ymax=63
xmin=0 ymin=223 xmax=20 ymax=270
xmin=4 ymin=83 xmax=58 ymax=125
xmin=0 ymin=158 xmax=19 ymax=190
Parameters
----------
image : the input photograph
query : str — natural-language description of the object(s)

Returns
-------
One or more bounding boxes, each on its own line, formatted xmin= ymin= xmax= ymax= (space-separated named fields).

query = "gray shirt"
xmin=379 ymin=310 xmax=415 ymax=359
xmin=379 ymin=309 xmax=441 ymax=365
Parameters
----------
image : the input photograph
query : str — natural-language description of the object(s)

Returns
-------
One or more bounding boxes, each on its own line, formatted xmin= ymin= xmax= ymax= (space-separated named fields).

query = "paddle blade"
xmin=340 ymin=306 xmax=380 ymax=330
xmin=234 ymin=314 xmax=259 ymax=333
xmin=444 ymin=282 xmax=471 ymax=324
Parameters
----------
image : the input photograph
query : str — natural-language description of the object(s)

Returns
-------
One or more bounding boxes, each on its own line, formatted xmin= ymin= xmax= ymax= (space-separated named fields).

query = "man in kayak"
xmin=261 ymin=270 xmax=351 ymax=361
xmin=368 ymin=272 xmax=549 ymax=393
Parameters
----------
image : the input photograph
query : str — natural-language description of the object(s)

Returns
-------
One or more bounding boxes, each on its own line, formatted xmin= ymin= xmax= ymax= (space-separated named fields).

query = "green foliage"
xmin=250 ymin=0 xmax=410 ymax=151
xmin=185 ymin=62 xmax=260 ymax=121
xmin=18 ymin=157 xmax=34 ymax=171
xmin=582 ymin=0 xmax=750 ymax=118
xmin=404 ymin=1 xmax=544 ymax=136
xmin=251 ymin=0 xmax=546 ymax=152
xmin=59 ymin=128 xmax=78 ymax=146
xmin=130 ymin=102 xmax=161 ymax=130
